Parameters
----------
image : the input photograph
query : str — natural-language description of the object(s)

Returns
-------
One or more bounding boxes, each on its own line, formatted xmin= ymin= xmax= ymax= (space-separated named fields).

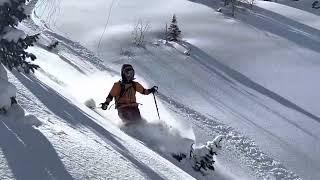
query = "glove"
xmin=100 ymin=102 xmax=109 ymax=110
xmin=149 ymin=86 xmax=158 ymax=94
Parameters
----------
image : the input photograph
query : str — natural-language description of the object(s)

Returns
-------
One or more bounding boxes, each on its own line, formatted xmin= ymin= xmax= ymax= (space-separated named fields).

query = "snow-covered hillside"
xmin=1 ymin=41 xmax=197 ymax=179
xmin=1 ymin=0 xmax=320 ymax=179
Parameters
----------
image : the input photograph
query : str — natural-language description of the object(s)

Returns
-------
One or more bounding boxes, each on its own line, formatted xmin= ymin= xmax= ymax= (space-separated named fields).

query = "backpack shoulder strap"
xmin=132 ymin=81 xmax=137 ymax=91
xmin=119 ymin=81 xmax=136 ymax=98
xmin=119 ymin=81 xmax=126 ymax=98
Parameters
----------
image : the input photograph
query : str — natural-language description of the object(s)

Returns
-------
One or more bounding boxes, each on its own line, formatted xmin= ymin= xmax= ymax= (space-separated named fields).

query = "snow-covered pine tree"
xmin=167 ymin=14 xmax=181 ymax=42
xmin=0 ymin=0 xmax=39 ymax=73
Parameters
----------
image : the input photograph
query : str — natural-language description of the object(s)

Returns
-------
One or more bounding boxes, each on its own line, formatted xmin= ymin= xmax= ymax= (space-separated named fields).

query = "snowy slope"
xmin=1 ymin=0 xmax=320 ymax=179
xmin=277 ymin=0 xmax=320 ymax=16
xmin=23 ymin=29 xmax=251 ymax=179
xmin=32 ymin=0 xmax=320 ymax=179
xmin=256 ymin=1 xmax=320 ymax=31
xmin=1 ymin=15 xmax=245 ymax=179
xmin=36 ymin=0 xmax=320 ymax=118
xmin=1 ymin=49 xmax=196 ymax=179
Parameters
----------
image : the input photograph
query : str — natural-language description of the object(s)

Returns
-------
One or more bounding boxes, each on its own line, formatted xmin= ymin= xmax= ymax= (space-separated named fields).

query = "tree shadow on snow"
xmin=12 ymin=72 xmax=165 ymax=180
xmin=0 ymin=119 xmax=74 ymax=180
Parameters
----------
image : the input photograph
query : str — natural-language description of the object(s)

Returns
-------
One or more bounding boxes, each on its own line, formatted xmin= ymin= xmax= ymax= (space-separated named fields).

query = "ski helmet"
xmin=121 ymin=64 xmax=135 ymax=83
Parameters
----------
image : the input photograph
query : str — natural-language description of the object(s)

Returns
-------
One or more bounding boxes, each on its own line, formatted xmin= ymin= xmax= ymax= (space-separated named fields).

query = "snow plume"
xmin=191 ymin=135 xmax=224 ymax=162
xmin=65 ymin=71 xmax=117 ymax=104
xmin=121 ymin=121 xmax=194 ymax=155
xmin=58 ymin=61 xmax=194 ymax=137
xmin=29 ymin=45 xmax=194 ymax=140
xmin=28 ymin=46 xmax=115 ymax=109
xmin=66 ymin=72 xmax=125 ymax=126
xmin=76 ymin=72 xmax=196 ymax=138
xmin=74 ymin=72 xmax=196 ymax=144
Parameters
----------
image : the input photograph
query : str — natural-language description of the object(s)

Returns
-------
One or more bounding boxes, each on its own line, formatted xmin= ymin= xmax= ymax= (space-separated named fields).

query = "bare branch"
xmin=132 ymin=19 xmax=151 ymax=47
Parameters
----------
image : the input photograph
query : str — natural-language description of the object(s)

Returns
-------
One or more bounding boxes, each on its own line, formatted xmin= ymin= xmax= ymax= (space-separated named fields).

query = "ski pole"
xmin=152 ymin=87 xmax=160 ymax=120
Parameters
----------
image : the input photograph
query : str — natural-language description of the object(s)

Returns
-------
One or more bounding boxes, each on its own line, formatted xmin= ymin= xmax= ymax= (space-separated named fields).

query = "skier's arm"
xmin=135 ymin=82 xmax=150 ymax=95
xmin=135 ymin=82 xmax=157 ymax=95
xmin=101 ymin=83 xmax=120 ymax=110
xmin=106 ymin=83 xmax=120 ymax=102
xmin=105 ymin=94 xmax=113 ymax=104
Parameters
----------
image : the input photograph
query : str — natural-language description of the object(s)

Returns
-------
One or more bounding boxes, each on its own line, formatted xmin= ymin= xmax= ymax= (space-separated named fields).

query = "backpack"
xmin=119 ymin=81 xmax=136 ymax=97
xmin=115 ymin=81 xmax=137 ymax=108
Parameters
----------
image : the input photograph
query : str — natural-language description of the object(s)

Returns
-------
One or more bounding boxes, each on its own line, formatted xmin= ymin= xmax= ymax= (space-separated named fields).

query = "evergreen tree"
xmin=167 ymin=14 xmax=181 ymax=42
xmin=0 ymin=0 xmax=39 ymax=73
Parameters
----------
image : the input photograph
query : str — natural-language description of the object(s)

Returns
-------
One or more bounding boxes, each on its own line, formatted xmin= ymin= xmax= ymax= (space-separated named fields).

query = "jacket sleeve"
xmin=135 ymin=82 xmax=150 ymax=95
xmin=106 ymin=83 xmax=120 ymax=103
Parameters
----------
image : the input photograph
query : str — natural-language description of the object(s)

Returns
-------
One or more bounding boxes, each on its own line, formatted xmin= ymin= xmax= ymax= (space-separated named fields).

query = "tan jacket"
xmin=108 ymin=81 xmax=150 ymax=108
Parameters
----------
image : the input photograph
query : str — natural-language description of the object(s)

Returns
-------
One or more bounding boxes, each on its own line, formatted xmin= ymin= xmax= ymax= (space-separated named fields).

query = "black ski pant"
xmin=117 ymin=106 xmax=142 ymax=123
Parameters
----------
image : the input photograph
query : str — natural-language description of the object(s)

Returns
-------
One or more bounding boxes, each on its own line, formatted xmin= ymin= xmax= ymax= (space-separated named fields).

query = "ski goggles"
xmin=123 ymin=67 xmax=134 ymax=73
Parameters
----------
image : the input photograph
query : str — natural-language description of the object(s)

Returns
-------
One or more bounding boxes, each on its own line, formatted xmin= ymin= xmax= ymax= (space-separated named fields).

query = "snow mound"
xmin=0 ymin=64 xmax=42 ymax=127
xmin=0 ymin=80 xmax=16 ymax=112
xmin=0 ymin=64 xmax=16 ymax=112
xmin=3 ymin=104 xmax=43 ymax=127
xmin=167 ymin=41 xmax=191 ymax=56
xmin=192 ymin=135 xmax=224 ymax=158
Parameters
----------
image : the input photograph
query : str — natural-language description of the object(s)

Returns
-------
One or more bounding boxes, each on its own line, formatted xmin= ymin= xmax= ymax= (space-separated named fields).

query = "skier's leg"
xmin=122 ymin=106 xmax=142 ymax=123
xmin=118 ymin=106 xmax=142 ymax=123
xmin=118 ymin=107 xmax=130 ymax=122
xmin=131 ymin=106 xmax=142 ymax=121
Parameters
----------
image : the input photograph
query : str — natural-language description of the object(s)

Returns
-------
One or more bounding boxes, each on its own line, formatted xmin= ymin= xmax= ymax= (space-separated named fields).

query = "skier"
xmin=100 ymin=64 xmax=158 ymax=123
